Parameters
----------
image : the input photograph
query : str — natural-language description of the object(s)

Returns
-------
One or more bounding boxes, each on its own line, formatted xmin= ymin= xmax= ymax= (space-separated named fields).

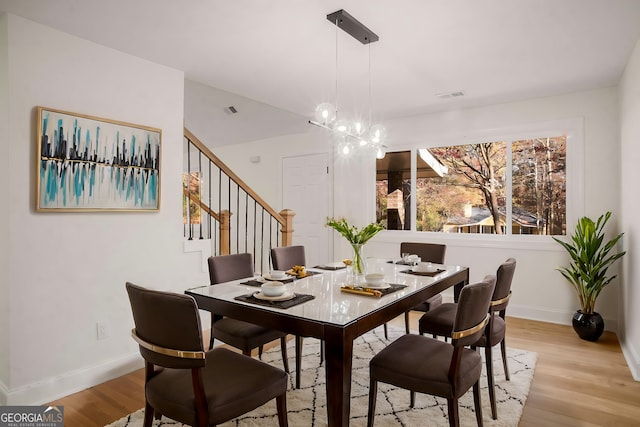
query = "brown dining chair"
xmin=419 ymin=258 xmax=516 ymax=420
xmin=126 ymin=282 xmax=288 ymax=427
xmin=271 ymin=245 xmax=306 ymax=271
xmin=367 ymin=276 xmax=496 ymax=427
xmin=382 ymin=242 xmax=447 ymax=338
xmin=208 ymin=253 xmax=290 ymax=374
xmin=271 ymin=245 xmax=322 ymax=388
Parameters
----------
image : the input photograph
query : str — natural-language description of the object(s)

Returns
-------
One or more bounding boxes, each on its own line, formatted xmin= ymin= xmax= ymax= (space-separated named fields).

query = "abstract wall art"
xmin=36 ymin=107 xmax=161 ymax=211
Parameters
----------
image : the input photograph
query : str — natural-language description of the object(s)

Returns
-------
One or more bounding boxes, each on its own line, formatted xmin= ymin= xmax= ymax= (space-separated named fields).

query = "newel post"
xmin=219 ymin=210 xmax=232 ymax=255
xmin=279 ymin=209 xmax=296 ymax=247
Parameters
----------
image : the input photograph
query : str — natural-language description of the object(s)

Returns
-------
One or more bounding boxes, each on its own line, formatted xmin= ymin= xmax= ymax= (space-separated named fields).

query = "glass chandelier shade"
xmin=309 ymin=9 xmax=386 ymax=158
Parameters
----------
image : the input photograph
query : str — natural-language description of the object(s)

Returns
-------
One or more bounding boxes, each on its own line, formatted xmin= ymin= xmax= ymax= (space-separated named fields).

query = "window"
xmin=376 ymin=136 xmax=567 ymax=235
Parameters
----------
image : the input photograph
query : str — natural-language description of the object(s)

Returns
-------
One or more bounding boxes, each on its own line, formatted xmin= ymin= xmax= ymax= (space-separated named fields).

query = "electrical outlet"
xmin=96 ymin=321 xmax=109 ymax=340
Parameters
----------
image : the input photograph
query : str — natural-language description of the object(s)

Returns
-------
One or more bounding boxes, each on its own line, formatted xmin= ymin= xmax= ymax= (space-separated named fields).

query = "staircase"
xmin=183 ymin=128 xmax=294 ymax=273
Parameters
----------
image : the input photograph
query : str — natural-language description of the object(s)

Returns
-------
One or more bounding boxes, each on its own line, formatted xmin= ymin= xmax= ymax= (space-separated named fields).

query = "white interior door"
xmin=282 ymin=153 xmax=332 ymax=266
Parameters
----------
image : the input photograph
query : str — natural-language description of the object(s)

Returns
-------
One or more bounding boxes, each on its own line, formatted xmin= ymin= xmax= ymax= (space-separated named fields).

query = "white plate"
xmin=323 ymin=261 xmax=346 ymax=268
xmin=364 ymin=283 xmax=391 ymax=290
xmin=263 ymin=274 xmax=289 ymax=281
xmin=253 ymin=291 xmax=296 ymax=301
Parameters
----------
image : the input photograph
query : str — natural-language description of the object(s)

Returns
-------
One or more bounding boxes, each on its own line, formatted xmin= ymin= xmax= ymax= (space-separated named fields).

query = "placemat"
xmin=314 ymin=264 xmax=346 ymax=270
xmin=378 ymin=283 xmax=408 ymax=295
xmin=239 ymin=279 xmax=265 ymax=287
xmin=261 ymin=276 xmax=296 ymax=284
xmin=399 ymin=269 xmax=446 ymax=277
xmin=290 ymin=270 xmax=322 ymax=278
xmin=234 ymin=292 xmax=315 ymax=309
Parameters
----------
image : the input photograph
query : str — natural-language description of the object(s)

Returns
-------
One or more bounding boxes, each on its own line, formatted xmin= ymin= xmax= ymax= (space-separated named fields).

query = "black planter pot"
xmin=572 ymin=310 xmax=604 ymax=341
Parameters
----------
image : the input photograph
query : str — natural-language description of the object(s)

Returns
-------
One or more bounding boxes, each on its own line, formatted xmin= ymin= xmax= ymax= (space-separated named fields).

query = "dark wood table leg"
xmin=323 ymin=325 xmax=354 ymax=427
xmin=295 ymin=335 xmax=303 ymax=389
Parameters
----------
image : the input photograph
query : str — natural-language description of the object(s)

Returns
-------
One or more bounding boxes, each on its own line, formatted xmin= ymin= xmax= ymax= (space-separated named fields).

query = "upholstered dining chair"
xmin=208 ymin=253 xmax=290 ymax=374
xmin=367 ymin=276 xmax=496 ymax=427
xmin=271 ymin=245 xmax=306 ymax=271
xmin=271 ymin=245 xmax=323 ymax=388
xmin=419 ymin=258 xmax=516 ymax=420
xmin=382 ymin=241 xmax=447 ymax=338
xmin=126 ymin=282 xmax=289 ymax=427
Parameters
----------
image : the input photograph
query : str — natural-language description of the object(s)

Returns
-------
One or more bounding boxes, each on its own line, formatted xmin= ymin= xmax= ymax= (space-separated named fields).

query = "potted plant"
xmin=552 ymin=211 xmax=625 ymax=341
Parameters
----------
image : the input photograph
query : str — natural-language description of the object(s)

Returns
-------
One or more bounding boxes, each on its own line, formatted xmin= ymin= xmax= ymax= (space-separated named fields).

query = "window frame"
xmin=376 ymin=117 xmax=584 ymax=243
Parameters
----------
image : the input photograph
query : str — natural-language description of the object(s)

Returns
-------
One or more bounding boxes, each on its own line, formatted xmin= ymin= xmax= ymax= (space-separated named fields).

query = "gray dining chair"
xmin=126 ymin=282 xmax=289 ymax=427
xmin=271 ymin=245 xmax=306 ymax=271
xmin=367 ymin=275 xmax=496 ymax=427
xmin=382 ymin=242 xmax=447 ymax=338
xmin=271 ymin=245 xmax=323 ymax=388
xmin=208 ymin=253 xmax=290 ymax=374
xmin=419 ymin=258 xmax=516 ymax=420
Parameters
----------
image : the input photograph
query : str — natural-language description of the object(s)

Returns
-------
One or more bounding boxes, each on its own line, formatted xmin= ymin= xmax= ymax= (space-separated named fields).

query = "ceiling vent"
xmin=224 ymin=106 xmax=238 ymax=114
xmin=435 ymin=91 xmax=465 ymax=99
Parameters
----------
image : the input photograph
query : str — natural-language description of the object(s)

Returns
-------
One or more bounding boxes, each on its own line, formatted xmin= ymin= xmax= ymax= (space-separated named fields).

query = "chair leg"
xmin=473 ymin=379 xmax=484 ymax=427
xmin=410 ymin=391 xmax=416 ymax=408
xmin=485 ymin=344 xmax=497 ymax=420
xmin=280 ymin=337 xmax=289 ymax=374
xmin=320 ymin=339 xmax=324 ymax=364
xmin=143 ymin=401 xmax=154 ymax=427
xmin=501 ymin=339 xmax=510 ymax=381
xmin=258 ymin=345 xmax=264 ymax=359
xmin=404 ymin=311 xmax=411 ymax=334
xmin=383 ymin=323 xmax=389 ymax=340
xmin=447 ymin=398 xmax=460 ymax=427
xmin=367 ymin=378 xmax=378 ymax=427
xmin=209 ymin=318 xmax=215 ymax=350
xmin=276 ymin=393 xmax=288 ymax=427
xmin=295 ymin=335 xmax=303 ymax=389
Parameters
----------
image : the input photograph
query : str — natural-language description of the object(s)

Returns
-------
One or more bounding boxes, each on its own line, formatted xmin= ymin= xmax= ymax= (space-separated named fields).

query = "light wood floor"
xmin=47 ymin=315 xmax=640 ymax=427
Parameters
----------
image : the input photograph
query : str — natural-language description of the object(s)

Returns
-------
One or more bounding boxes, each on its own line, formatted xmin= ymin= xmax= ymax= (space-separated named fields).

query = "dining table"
xmin=185 ymin=259 xmax=469 ymax=427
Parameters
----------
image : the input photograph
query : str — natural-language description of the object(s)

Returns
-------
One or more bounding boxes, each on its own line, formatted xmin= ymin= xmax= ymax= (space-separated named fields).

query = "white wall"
xmin=619 ymin=39 xmax=640 ymax=380
xmin=213 ymin=87 xmax=622 ymax=332
xmin=0 ymin=13 xmax=10 ymax=397
xmin=213 ymin=128 xmax=334 ymax=210
xmin=2 ymin=14 xmax=208 ymax=404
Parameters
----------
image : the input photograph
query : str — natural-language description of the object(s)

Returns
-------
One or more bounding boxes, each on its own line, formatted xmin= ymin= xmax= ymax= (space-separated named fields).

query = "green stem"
xmin=352 ymin=244 xmax=364 ymax=275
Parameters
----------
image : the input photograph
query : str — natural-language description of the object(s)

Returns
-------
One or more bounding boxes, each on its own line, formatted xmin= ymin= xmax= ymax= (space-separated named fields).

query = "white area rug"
xmin=108 ymin=326 xmax=536 ymax=426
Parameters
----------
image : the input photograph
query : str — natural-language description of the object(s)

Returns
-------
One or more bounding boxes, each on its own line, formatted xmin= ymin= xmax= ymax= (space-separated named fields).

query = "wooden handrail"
xmin=184 ymin=127 xmax=285 ymax=226
xmin=183 ymin=188 xmax=220 ymax=221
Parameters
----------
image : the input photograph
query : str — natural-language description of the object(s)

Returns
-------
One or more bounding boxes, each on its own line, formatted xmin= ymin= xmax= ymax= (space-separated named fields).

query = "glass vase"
xmin=351 ymin=243 xmax=365 ymax=277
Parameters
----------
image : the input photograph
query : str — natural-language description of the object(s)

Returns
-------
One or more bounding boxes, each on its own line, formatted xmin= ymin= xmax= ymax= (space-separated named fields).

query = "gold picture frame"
xmin=36 ymin=107 xmax=161 ymax=211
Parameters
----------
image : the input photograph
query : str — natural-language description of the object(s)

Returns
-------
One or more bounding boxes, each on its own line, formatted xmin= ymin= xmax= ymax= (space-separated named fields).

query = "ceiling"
xmin=3 ymin=0 xmax=640 ymax=144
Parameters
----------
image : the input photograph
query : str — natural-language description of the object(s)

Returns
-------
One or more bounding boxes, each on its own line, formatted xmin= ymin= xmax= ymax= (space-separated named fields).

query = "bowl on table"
xmin=364 ymin=273 xmax=385 ymax=286
xmin=261 ymin=281 xmax=286 ymax=297
xmin=269 ymin=270 xmax=287 ymax=280
xmin=406 ymin=254 xmax=421 ymax=265
xmin=413 ymin=262 xmax=438 ymax=273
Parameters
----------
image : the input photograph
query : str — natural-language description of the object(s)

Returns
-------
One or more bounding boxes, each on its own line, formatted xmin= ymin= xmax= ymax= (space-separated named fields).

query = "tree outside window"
xmin=376 ymin=136 xmax=566 ymax=235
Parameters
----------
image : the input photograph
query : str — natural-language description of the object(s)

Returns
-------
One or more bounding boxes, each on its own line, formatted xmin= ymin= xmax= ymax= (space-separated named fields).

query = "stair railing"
xmin=183 ymin=128 xmax=294 ymax=273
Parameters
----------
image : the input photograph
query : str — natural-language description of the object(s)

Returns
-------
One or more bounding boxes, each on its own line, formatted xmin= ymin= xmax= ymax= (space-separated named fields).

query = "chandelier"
xmin=309 ymin=9 xmax=387 ymax=159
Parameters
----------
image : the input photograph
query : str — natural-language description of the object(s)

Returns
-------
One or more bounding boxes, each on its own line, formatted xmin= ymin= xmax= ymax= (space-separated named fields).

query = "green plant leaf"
xmin=553 ymin=211 xmax=625 ymax=314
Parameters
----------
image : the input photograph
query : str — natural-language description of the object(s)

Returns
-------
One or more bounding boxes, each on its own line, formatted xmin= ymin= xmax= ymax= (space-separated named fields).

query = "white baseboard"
xmin=508 ymin=303 xmax=618 ymax=333
xmin=2 ymin=352 xmax=143 ymax=405
xmin=620 ymin=339 xmax=640 ymax=381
